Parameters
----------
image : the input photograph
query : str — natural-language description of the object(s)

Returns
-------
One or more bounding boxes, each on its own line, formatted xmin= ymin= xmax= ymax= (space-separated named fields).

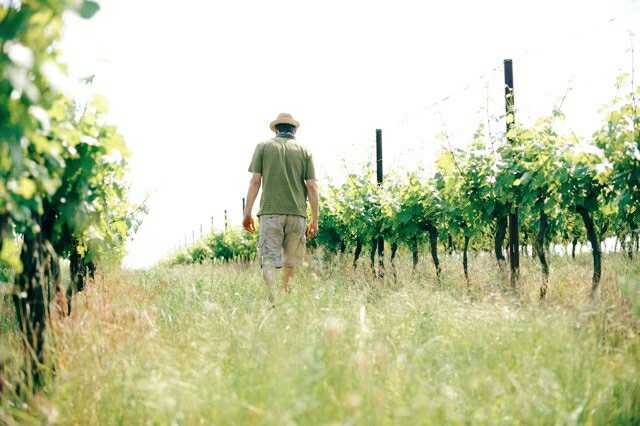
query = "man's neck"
xmin=276 ymin=131 xmax=295 ymax=139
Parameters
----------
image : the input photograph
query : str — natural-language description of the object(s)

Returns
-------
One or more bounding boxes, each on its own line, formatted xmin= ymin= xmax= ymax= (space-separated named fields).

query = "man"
xmin=243 ymin=113 xmax=319 ymax=302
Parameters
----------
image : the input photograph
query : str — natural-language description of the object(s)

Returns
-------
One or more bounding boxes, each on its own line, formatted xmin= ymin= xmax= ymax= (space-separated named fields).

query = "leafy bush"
xmin=171 ymin=228 xmax=257 ymax=265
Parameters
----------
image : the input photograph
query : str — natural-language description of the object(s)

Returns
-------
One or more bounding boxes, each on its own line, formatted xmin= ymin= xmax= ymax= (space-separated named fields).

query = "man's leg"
xmin=263 ymin=266 xmax=278 ymax=303
xmin=282 ymin=266 xmax=295 ymax=293
xmin=282 ymin=216 xmax=307 ymax=292
xmin=258 ymin=215 xmax=285 ymax=304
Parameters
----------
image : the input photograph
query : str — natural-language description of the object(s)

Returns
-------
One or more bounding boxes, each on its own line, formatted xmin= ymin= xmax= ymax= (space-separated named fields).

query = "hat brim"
xmin=270 ymin=118 xmax=300 ymax=132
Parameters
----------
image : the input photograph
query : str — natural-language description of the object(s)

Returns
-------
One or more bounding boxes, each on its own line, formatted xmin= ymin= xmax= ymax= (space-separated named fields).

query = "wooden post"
xmin=376 ymin=129 xmax=385 ymax=276
xmin=504 ymin=59 xmax=520 ymax=287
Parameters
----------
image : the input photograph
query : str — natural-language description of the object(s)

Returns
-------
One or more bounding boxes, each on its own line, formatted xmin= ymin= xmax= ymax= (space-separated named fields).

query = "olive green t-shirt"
xmin=248 ymin=136 xmax=316 ymax=218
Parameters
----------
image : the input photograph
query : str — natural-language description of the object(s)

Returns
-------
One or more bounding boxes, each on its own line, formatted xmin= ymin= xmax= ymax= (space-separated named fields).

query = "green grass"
xmin=1 ymin=252 xmax=639 ymax=425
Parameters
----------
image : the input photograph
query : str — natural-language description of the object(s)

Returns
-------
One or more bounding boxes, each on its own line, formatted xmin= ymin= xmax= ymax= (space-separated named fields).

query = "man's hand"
xmin=306 ymin=220 xmax=318 ymax=240
xmin=243 ymin=174 xmax=261 ymax=234
xmin=305 ymin=179 xmax=319 ymax=241
xmin=243 ymin=215 xmax=256 ymax=233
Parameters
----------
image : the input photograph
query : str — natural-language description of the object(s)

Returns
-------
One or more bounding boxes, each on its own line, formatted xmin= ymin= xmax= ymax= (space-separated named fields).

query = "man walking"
xmin=243 ymin=113 xmax=319 ymax=303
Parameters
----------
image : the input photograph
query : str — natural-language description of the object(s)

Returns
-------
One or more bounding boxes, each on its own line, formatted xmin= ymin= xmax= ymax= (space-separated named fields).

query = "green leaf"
xmin=78 ymin=1 xmax=101 ymax=19
xmin=1 ymin=238 xmax=23 ymax=272
xmin=0 ymin=9 xmax=30 ymax=40
xmin=506 ymin=114 xmax=515 ymax=125
xmin=16 ymin=178 xmax=37 ymax=199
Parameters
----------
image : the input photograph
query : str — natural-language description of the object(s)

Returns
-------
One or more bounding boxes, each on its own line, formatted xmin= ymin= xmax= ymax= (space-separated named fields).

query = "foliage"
xmin=384 ymin=173 xmax=439 ymax=247
xmin=3 ymin=256 xmax=639 ymax=424
xmin=335 ymin=172 xmax=384 ymax=245
xmin=594 ymin=77 xmax=640 ymax=243
xmin=0 ymin=0 xmax=141 ymax=390
xmin=171 ymin=228 xmax=257 ymax=265
xmin=313 ymin=190 xmax=350 ymax=253
xmin=311 ymin=77 xmax=639 ymax=295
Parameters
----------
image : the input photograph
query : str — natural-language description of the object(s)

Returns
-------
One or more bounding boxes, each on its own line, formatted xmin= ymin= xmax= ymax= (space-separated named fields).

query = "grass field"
xmin=1 ymin=252 xmax=640 ymax=425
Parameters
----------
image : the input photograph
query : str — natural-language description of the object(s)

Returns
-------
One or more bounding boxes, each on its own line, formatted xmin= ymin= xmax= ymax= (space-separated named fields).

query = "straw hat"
xmin=270 ymin=113 xmax=300 ymax=132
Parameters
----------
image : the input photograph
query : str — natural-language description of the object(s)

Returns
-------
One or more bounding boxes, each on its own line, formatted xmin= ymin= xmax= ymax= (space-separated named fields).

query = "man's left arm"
xmin=243 ymin=173 xmax=261 ymax=232
xmin=244 ymin=145 xmax=263 ymax=233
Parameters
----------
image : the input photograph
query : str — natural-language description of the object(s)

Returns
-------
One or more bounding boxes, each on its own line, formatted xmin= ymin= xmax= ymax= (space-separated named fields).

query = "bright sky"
xmin=59 ymin=0 xmax=639 ymax=269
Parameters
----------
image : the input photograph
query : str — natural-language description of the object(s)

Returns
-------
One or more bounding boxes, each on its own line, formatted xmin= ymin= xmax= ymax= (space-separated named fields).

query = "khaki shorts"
xmin=258 ymin=215 xmax=307 ymax=268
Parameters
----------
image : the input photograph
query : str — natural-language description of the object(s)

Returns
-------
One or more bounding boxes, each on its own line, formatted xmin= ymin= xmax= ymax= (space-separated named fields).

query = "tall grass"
xmin=1 ymin=252 xmax=639 ymax=425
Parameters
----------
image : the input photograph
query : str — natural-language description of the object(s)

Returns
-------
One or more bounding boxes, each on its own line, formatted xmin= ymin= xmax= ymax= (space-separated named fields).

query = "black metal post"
xmin=504 ymin=59 xmax=520 ymax=287
xmin=376 ymin=129 xmax=384 ymax=276
xmin=376 ymin=129 xmax=383 ymax=184
xmin=242 ymin=198 xmax=246 ymax=214
xmin=224 ymin=210 xmax=228 ymax=231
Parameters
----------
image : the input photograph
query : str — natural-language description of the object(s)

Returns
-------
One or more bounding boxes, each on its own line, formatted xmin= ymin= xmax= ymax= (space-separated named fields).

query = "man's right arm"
xmin=303 ymin=150 xmax=319 ymax=238
xmin=305 ymin=179 xmax=319 ymax=239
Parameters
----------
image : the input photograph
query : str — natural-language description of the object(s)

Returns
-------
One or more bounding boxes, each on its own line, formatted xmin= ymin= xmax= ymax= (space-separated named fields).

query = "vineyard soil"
xmin=1 ymin=253 xmax=639 ymax=425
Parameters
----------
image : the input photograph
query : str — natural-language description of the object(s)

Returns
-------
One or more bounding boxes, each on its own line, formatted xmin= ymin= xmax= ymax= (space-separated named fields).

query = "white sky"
xmin=59 ymin=0 xmax=640 ymax=269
